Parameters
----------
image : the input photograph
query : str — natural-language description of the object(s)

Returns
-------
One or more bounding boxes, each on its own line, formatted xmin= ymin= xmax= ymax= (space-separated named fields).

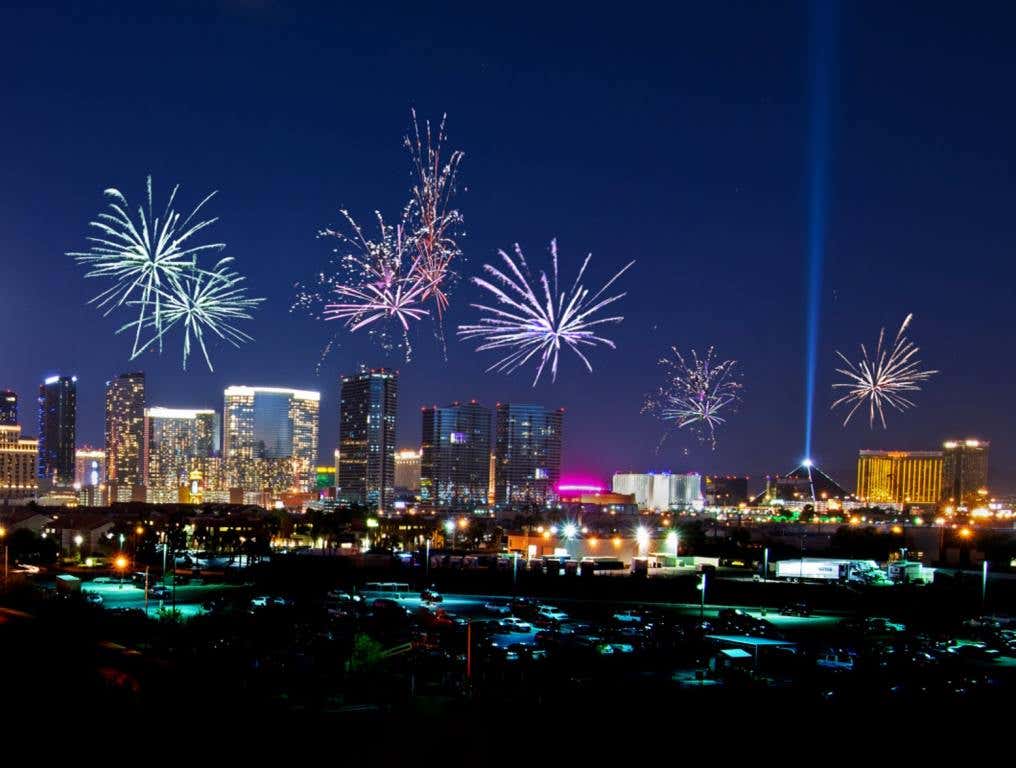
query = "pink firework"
xmin=405 ymin=109 xmax=464 ymax=318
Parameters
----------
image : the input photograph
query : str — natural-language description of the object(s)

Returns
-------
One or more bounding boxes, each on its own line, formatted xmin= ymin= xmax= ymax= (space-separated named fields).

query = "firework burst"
xmin=457 ymin=240 xmax=634 ymax=385
xmin=405 ymin=109 xmax=465 ymax=319
xmin=643 ymin=347 xmax=742 ymax=449
xmin=68 ymin=175 xmax=224 ymax=357
xmin=69 ymin=175 xmax=261 ymax=369
xmin=128 ymin=258 xmax=263 ymax=371
xmin=832 ymin=313 xmax=937 ymax=428
xmin=309 ymin=208 xmax=430 ymax=360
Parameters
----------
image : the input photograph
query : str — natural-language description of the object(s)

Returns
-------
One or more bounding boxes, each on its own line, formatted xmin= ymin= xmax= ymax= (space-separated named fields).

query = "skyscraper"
xmin=223 ymin=386 xmax=319 ymax=492
xmin=105 ymin=372 xmax=146 ymax=500
xmin=74 ymin=447 xmax=106 ymax=488
xmin=0 ymin=390 xmax=17 ymax=426
xmin=395 ymin=449 xmax=422 ymax=492
xmin=856 ymin=450 xmax=943 ymax=505
xmin=338 ymin=367 xmax=397 ymax=510
xmin=942 ymin=439 xmax=989 ymax=504
xmin=494 ymin=403 xmax=563 ymax=509
xmin=38 ymin=375 xmax=76 ymax=485
xmin=421 ymin=401 xmax=491 ymax=509
xmin=145 ymin=407 xmax=220 ymax=502
xmin=0 ymin=425 xmax=38 ymax=499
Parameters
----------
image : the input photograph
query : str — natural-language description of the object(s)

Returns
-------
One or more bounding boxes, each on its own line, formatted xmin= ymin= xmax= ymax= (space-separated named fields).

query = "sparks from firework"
xmin=832 ymin=313 xmax=938 ymax=428
xmin=405 ymin=109 xmax=465 ymax=320
xmin=314 ymin=208 xmax=430 ymax=360
xmin=67 ymin=175 xmax=225 ymax=358
xmin=643 ymin=347 xmax=742 ymax=449
xmin=126 ymin=258 xmax=263 ymax=371
xmin=457 ymin=240 xmax=634 ymax=385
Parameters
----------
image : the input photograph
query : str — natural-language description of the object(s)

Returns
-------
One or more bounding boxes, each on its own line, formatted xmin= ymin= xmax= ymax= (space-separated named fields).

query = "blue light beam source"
xmin=803 ymin=0 xmax=838 ymax=460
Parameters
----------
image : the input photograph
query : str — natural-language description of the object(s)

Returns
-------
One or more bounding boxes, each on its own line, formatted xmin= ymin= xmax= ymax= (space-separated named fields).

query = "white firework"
xmin=458 ymin=240 xmax=634 ymax=385
xmin=128 ymin=258 xmax=263 ymax=371
xmin=68 ymin=175 xmax=224 ymax=357
xmin=643 ymin=347 xmax=742 ymax=448
xmin=832 ymin=313 xmax=938 ymax=428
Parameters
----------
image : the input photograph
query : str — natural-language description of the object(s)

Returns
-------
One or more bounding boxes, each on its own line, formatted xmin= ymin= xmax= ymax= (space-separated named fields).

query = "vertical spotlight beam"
xmin=803 ymin=0 xmax=838 ymax=459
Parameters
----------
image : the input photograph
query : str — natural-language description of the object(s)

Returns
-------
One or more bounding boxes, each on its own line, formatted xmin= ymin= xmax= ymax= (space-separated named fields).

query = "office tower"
xmin=338 ymin=367 xmax=397 ymax=510
xmin=0 ymin=425 xmax=38 ymax=498
xmin=942 ymin=439 xmax=989 ymax=504
xmin=105 ymin=372 xmax=146 ymax=500
xmin=856 ymin=450 xmax=943 ymax=505
xmin=420 ymin=401 xmax=492 ymax=509
xmin=703 ymin=475 xmax=750 ymax=507
xmin=0 ymin=390 xmax=17 ymax=426
xmin=223 ymin=386 xmax=319 ymax=492
xmin=494 ymin=403 xmax=563 ymax=508
xmin=38 ymin=375 xmax=77 ymax=485
xmin=74 ymin=447 xmax=106 ymax=488
xmin=612 ymin=472 xmax=704 ymax=510
xmin=395 ymin=449 xmax=421 ymax=492
xmin=145 ymin=407 xmax=219 ymax=502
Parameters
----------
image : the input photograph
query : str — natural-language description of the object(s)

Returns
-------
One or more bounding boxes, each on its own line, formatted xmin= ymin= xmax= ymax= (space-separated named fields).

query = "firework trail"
xmin=457 ymin=240 xmax=634 ymax=385
xmin=68 ymin=175 xmax=224 ymax=357
xmin=128 ymin=258 xmax=263 ymax=371
xmin=643 ymin=347 xmax=742 ymax=449
xmin=832 ymin=313 xmax=937 ymax=428
xmin=405 ymin=109 xmax=465 ymax=321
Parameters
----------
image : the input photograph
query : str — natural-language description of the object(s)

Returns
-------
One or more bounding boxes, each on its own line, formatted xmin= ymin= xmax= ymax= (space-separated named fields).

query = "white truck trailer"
xmin=774 ymin=558 xmax=883 ymax=584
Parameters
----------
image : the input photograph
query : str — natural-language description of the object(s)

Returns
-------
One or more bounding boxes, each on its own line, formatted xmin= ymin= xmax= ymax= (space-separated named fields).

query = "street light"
xmin=635 ymin=526 xmax=649 ymax=556
xmin=444 ymin=519 xmax=456 ymax=549
xmin=115 ymin=554 xmax=128 ymax=590
xmin=697 ymin=572 xmax=707 ymax=620
xmin=74 ymin=534 xmax=84 ymax=562
xmin=666 ymin=530 xmax=678 ymax=565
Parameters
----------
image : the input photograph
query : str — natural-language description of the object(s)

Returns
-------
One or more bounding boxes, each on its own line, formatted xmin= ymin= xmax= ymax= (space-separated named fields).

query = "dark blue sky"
xmin=2 ymin=2 xmax=1013 ymax=491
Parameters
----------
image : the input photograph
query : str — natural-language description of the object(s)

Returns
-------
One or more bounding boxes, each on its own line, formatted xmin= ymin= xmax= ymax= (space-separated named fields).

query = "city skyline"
xmin=0 ymin=367 xmax=1003 ymax=497
xmin=1 ymin=4 xmax=1014 ymax=491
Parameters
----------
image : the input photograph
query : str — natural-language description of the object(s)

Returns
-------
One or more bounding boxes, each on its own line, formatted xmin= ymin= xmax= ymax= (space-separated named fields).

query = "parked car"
xmin=780 ymin=602 xmax=812 ymax=617
xmin=498 ymin=617 xmax=533 ymax=633
xmin=150 ymin=585 xmax=171 ymax=599
xmin=613 ymin=609 xmax=644 ymax=623
xmin=484 ymin=600 xmax=512 ymax=615
xmin=538 ymin=605 xmax=568 ymax=622
xmin=84 ymin=593 xmax=104 ymax=605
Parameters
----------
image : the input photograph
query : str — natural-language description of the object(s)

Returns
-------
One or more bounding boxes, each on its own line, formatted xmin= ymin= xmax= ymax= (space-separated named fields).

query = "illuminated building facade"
xmin=703 ymin=475 xmax=749 ymax=507
xmin=105 ymin=372 xmax=146 ymax=500
xmin=395 ymin=449 xmax=421 ymax=492
xmin=0 ymin=425 xmax=38 ymax=498
xmin=37 ymin=375 xmax=76 ymax=485
xmin=145 ymin=407 xmax=220 ymax=502
xmin=316 ymin=465 xmax=336 ymax=489
xmin=420 ymin=401 xmax=491 ymax=509
xmin=338 ymin=367 xmax=397 ymax=511
xmin=856 ymin=450 xmax=943 ymax=505
xmin=223 ymin=386 xmax=320 ymax=492
xmin=74 ymin=447 xmax=106 ymax=488
xmin=0 ymin=390 xmax=17 ymax=426
xmin=612 ymin=472 xmax=703 ymax=510
xmin=942 ymin=439 xmax=989 ymax=504
xmin=494 ymin=403 xmax=563 ymax=509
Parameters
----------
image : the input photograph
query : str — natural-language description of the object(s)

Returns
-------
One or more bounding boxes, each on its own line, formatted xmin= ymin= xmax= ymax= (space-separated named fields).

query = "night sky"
xmin=2 ymin=2 xmax=1013 ymax=492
